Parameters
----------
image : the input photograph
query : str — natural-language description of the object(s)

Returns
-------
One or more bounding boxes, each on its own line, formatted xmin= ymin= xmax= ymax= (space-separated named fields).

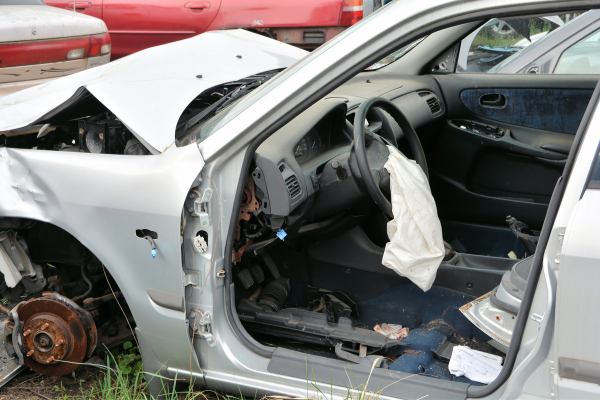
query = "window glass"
xmin=555 ymin=29 xmax=600 ymax=74
xmin=457 ymin=16 xmax=564 ymax=73
xmin=366 ymin=37 xmax=425 ymax=71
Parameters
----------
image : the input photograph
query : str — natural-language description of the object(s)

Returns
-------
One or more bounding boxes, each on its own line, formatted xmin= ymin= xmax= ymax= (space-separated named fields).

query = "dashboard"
xmin=253 ymin=74 xmax=446 ymax=218
xmin=293 ymin=128 xmax=324 ymax=164
xmin=293 ymin=108 xmax=352 ymax=165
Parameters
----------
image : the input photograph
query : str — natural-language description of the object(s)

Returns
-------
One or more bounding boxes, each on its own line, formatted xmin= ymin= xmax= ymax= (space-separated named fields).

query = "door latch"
xmin=554 ymin=232 xmax=565 ymax=264
xmin=191 ymin=310 xmax=215 ymax=347
xmin=531 ymin=313 xmax=544 ymax=329
xmin=182 ymin=273 xmax=199 ymax=287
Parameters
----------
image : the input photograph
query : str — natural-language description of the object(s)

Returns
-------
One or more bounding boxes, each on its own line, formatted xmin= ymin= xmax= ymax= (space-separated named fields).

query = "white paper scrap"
xmin=373 ymin=323 xmax=409 ymax=340
xmin=448 ymin=346 xmax=503 ymax=384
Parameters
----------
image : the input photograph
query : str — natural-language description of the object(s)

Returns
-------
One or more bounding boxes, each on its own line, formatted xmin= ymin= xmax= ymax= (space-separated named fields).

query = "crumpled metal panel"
xmin=0 ymin=29 xmax=307 ymax=153
xmin=459 ymin=292 xmax=516 ymax=347
xmin=0 ymin=144 xmax=204 ymax=374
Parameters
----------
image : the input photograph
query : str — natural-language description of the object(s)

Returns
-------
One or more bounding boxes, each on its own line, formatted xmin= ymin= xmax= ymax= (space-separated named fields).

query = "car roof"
xmin=0 ymin=30 xmax=307 ymax=153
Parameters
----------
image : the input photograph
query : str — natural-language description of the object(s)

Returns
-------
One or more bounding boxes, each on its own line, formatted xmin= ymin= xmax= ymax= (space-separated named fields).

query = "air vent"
xmin=426 ymin=97 xmax=441 ymax=114
xmin=285 ymin=175 xmax=301 ymax=199
xmin=418 ymin=91 xmax=431 ymax=97
xmin=279 ymin=164 xmax=286 ymax=173
xmin=303 ymin=30 xmax=325 ymax=44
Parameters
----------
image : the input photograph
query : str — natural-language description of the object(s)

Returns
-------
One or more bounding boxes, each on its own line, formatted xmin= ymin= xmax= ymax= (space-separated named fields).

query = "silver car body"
xmin=1 ymin=0 xmax=600 ymax=399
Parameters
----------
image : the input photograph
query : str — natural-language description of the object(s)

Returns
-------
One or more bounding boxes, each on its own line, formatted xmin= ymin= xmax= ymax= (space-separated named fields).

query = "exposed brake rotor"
xmin=13 ymin=297 xmax=96 ymax=376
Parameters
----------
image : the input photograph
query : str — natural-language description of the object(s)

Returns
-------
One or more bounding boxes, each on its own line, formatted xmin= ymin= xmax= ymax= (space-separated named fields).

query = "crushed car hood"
xmin=0 ymin=29 xmax=307 ymax=153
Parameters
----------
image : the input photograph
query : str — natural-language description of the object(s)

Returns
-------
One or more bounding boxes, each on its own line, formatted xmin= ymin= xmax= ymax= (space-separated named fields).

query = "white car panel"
xmin=0 ymin=5 xmax=107 ymax=42
xmin=0 ymin=143 xmax=206 ymax=376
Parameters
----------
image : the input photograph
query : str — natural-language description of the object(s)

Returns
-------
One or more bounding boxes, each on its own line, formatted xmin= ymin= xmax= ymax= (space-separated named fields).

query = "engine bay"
xmin=0 ymin=90 xmax=152 ymax=156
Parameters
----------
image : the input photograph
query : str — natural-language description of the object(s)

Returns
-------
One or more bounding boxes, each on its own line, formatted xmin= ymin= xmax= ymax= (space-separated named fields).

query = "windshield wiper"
xmin=176 ymin=74 xmax=274 ymax=139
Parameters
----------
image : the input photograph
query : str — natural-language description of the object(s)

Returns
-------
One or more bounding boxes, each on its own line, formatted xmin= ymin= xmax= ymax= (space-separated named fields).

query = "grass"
xmin=0 ymin=346 xmax=416 ymax=400
xmin=0 ymin=342 xmax=234 ymax=400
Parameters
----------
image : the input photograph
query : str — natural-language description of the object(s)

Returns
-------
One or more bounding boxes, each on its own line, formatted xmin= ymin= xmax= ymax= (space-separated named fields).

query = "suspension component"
xmin=3 ymin=293 xmax=97 ymax=376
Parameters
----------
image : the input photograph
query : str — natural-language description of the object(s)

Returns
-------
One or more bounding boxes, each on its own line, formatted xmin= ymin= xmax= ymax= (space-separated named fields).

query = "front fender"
xmin=0 ymin=144 xmax=204 ymax=373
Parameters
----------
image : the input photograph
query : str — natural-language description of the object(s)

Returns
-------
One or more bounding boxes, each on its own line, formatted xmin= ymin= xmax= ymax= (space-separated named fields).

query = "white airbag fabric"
xmin=382 ymin=146 xmax=444 ymax=291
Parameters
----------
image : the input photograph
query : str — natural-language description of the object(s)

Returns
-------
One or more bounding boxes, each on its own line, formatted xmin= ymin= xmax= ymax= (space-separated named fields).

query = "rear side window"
xmin=555 ymin=28 xmax=600 ymax=74
xmin=457 ymin=16 xmax=558 ymax=73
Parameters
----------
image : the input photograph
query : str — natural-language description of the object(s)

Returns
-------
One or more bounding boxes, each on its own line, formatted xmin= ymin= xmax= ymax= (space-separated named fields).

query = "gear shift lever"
xmin=506 ymin=216 xmax=539 ymax=255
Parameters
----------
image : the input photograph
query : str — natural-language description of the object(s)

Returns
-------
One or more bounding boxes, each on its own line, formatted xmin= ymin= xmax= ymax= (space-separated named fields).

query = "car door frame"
xmin=177 ymin=1 xmax=600 ymax=400
xmin=477 ymin=77 xmax=600 ymax=399
xmin=550 ymin=108 xmax=600 ymax=398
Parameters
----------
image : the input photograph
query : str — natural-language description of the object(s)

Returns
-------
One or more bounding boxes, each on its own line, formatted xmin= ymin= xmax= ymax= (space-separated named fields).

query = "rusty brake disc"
xmin=18 ymin=298 xmax=90 ymax=376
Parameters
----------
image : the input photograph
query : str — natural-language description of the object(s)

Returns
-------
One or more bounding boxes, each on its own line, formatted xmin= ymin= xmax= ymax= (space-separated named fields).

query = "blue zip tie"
xmin=144 ymin=236 xmax=157 ymax=259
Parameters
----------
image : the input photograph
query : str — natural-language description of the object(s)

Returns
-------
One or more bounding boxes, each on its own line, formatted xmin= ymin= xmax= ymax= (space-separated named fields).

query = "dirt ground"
xmin=0 ymin=366 xmax=102 ymax=400
xmin=0 ymin=367 xmax=228 ymax=400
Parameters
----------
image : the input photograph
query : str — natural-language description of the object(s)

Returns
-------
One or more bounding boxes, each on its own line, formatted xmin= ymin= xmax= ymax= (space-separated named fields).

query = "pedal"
xmin=237 ymin=269 xmax=255 ymax=289
xmin=249 ymin=262 xmax=265 ymax=284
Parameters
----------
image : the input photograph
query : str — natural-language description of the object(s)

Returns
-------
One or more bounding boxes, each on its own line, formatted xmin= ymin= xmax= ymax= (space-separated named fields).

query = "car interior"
xmin=222 ymin=15 xmax=598 ymax=387
xmin=3 ymin=8 xmax=593 ymax=391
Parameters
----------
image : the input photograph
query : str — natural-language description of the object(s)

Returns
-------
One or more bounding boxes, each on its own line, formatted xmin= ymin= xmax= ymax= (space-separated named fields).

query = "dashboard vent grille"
xmin=279 ymin=164 xmax=286 ymax=173
xmin=426 ymin=97 xmax=441 ymax=114
xmin=285 ymin=175 xmax=301 ymax=199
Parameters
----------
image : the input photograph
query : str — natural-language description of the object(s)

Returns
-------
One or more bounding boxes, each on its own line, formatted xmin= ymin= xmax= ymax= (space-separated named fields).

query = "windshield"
xmin=365 ymin=37 xmax=426 ymax=70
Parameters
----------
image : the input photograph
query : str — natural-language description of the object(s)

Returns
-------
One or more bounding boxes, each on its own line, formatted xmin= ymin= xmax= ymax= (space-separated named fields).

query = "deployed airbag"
xmin=381 ymin=146 xmax=444 ymax=291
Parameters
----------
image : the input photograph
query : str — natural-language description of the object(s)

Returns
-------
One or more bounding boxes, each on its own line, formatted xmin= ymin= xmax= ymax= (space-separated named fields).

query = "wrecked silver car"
xmin=2 ymin=1 xmax=600 ymax=399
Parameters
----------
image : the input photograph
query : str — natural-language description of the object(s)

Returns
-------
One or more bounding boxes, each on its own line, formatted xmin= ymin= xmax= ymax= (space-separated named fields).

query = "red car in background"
xmin=46 ymin=0 xmax=378 ymax=60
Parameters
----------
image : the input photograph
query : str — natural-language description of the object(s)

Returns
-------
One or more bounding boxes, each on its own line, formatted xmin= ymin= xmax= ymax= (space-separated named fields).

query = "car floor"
xmin=441 ymin=220 xmax=527 ymax=259
xmin=244 ymin=280 xmax=503 ymax=385
xmin=239 ymin=222 xmax=514 ymax=385
xmin=356 ymin=283 xmax=501 ymax=385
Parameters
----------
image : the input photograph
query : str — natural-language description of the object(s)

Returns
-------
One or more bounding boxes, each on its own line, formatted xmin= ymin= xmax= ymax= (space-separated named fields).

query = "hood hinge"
xmin=188 ymin=188 xmax=213 ymax=227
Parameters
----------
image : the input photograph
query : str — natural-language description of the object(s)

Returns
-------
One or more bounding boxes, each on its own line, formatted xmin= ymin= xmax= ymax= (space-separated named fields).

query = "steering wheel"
xmin=353 ymin=97 xmax=428 ymax=218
